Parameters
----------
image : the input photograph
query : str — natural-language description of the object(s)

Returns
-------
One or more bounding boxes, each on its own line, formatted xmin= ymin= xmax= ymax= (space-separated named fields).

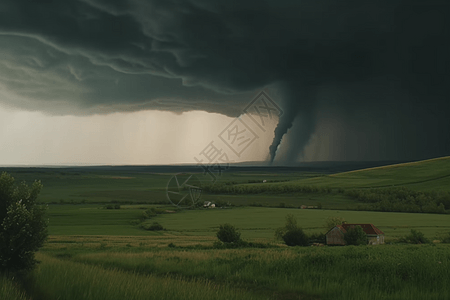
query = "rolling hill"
xmin=285 ymin=156 xmax=450 ymax=191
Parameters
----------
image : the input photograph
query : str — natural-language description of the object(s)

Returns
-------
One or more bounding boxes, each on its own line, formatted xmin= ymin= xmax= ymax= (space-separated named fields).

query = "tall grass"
xmin=0 ymin=275 xmax=28 ymax=300
xmin=71 ymin=244 xmax=450 ymax=300
xmin=28 ymin=253 xmax=261 ymax=300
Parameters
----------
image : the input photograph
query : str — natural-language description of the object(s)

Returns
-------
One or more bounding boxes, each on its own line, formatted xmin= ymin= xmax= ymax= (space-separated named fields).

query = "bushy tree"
xmin=440 ymin=232 xmax=450 ymax=244
xmin=403 ymin=229 xmax=429 ymax=244
xmin=0 ymin=172 xmax=48 ymax=272
xmin=324 ymin=216 xmax=346 ymax=231
xmin=216 ymin=223 xmax=241 ymax=244
xmin=147 ymin=222 xmax=164 ymax=231
xmin=275 ymin=214 xmax=308 ymax=246
xmin=344 ymin=225 xmax=368 ymax=246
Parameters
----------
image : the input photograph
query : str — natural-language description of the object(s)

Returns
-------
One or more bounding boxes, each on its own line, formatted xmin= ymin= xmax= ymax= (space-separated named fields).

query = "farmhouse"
xmin=326 ymin=223 xmax=385 ymax=245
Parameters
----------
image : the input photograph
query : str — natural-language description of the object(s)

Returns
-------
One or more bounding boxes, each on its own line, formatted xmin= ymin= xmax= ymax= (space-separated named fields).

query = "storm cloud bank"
xmin=0 ymin=0 xmax=449 ymax=161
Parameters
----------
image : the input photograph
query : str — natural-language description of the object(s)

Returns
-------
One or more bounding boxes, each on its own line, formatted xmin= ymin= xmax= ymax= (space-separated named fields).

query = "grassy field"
xmin=152 ymin=207 xmax=450 ymax=241
xmin=22 ymin=253 xmax=261 ymax=300
xmin=1 ymin=157 xmax=449 ymax=210
xmin=0 ymin=276 xmax=27 ymax=300
xmin=2 ymin=158 xmax=450 ymax=300
xmin=29 ymin=243 xmax=450 ymax=300
xmin=42 ymin=204 xmax=450 ymax=241
xmin=0 ymin=166 xmax=322 ymax=206
xmin=46 ymin=204 xmax=156 ymax=235
xmin=279 ymin=156 xmax=450 ymax=191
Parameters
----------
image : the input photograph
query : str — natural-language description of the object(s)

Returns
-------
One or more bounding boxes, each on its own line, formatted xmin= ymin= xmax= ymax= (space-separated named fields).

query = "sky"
xmin=0 ymin=0 xmax=449 ymax=165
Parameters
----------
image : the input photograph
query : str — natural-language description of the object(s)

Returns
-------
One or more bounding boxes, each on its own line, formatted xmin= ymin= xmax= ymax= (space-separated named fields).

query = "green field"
xmin=25 ymin=241 xmax=450 ymax=300
xmin=0 ymin=166 xmax=321 ymax=206
xmin=46 ymin=204 xmax=154 ymax=236
xmin=43 ymin=205 xmax=450 ymax=242
xmin=153 ymin=207 xmax=450 ymax=240
xmin=280 ymin=156 xmax=450 ymax=191
xmin=2 ymin=158 xmax=450 ymax=300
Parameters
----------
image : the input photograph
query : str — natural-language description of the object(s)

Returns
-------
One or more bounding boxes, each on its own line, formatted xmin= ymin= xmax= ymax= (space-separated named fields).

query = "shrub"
xmin=275 ymin=214 xmax=309 ymax=246
xmin=212 ymin=241 xmax=225 ymax=249
xmin=147 ymin=222 xmax=164 ymax=231
xmin=403 ymin=229 xmax=429 ymax=244
xmin=150 ymin=207 xmax=165 ymax=214
xmin=0 ymin=172 xmax=48 ymax=272
xmin=282 ymin=227 xmax=309 ymax=246
xmin=344 ymin=225 xmax=368 ymax=246
xmin=308 ymin=232 xmax=326 ymax=244
xmin=142 ymin=208 xmax=157 ymax=219
xmin=212 ymin=240 xmax=250 ymax=249
xmin=440 ymin=233 xmax=450 ymax=243
xmin=275 ymin=214 xmax=295 ymax=240
xmin=216 ymin=223 xmax=241 ymax=244
xmin=129 ymin=219 xmax=141 ymax=226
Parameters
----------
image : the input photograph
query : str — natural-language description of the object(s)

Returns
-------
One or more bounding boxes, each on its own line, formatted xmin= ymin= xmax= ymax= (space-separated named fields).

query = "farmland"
xmin=1 ymin=157 xmax=450 ymax=300
xmin=10 ymin=240 xmax=450 ymax=300
xmin=271 ymin=156 xmax=450 ymax=191
xmin=41 ymin=204 xmax=450 ymax=241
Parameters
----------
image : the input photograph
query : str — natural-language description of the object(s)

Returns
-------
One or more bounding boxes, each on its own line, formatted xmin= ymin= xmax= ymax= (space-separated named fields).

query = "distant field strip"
xmin=301 ymin=172 xmax=450 ymax=189
xmin=329 ymin=156 xmax=450 ymax=176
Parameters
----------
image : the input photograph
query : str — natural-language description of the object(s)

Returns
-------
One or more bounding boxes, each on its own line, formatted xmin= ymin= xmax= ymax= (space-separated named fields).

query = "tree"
xmin=275 ymin=214 xmax=309 ymax=246
xmin=344 ymin=225 xmax=367 ymax=246
xmin=216 ymin=223 xmax=241 ymax=244
xmin=324 ymin=216 xmax=346 ymax=231
xmin=440 ymin=232 xmax=450 ymax=244
xmin=403 ymin=229 xmax=429 ymax=244
xmin=0 ymin=172 xmax=48 ymax=272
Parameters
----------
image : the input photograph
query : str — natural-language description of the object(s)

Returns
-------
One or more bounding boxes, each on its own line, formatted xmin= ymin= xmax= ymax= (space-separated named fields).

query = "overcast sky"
xmin=0 ymin=0 xmax=449 ymax=165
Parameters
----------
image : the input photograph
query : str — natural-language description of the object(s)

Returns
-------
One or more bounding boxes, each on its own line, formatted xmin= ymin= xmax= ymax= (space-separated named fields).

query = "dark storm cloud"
xmin=0 ymin=0 xmax=449 ymax=161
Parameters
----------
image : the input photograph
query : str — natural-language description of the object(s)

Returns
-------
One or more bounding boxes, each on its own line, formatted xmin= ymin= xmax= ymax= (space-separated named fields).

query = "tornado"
xmin=269 ymin=83 xmax=316 ymax=163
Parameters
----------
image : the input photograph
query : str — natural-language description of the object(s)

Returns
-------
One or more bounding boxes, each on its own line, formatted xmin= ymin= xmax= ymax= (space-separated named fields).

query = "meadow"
xmin=42 ymin=204 xmax=450 ymax=241
xmin=0 ymin=276 xmax=27 ymax=300
xmin=204 ymin=156 xmax=450 ymax=213
xmin=1 ymin=158 xmax=450 ymax=300
xmin=0 ymin=166 xmax=324 ymax=207
xmin=24 ymin=253 xmax=261 ymax=300
xmin=14 ymin=242 xmax=450 ymax=300
xmin=269 ymin=156 xmax=450 ymax=191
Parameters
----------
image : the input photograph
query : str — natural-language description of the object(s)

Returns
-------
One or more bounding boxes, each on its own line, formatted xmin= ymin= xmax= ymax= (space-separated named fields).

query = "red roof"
xmin=336 ymin=224 xmax=384 ymax=235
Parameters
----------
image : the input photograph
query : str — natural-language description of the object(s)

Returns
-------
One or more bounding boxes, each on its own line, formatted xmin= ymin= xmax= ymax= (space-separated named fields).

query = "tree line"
xmin=203 ymin=181 xmax=449 ymax=214
xmin=202 ymin=183 xmax=333 ymax=194
xmin=344 ymin=187 xmax=450 ymax=214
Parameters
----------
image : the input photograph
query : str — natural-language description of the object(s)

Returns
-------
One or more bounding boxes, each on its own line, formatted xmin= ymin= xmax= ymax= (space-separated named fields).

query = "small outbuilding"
xmin=326 ymin=223 xmax=385 ymax=245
